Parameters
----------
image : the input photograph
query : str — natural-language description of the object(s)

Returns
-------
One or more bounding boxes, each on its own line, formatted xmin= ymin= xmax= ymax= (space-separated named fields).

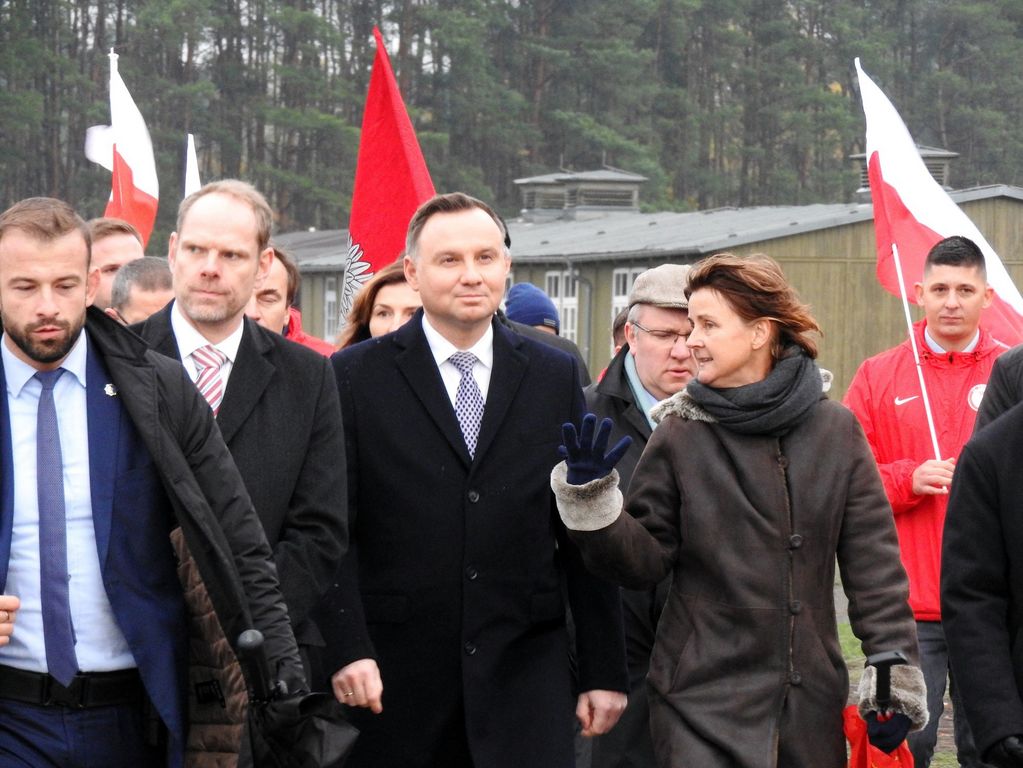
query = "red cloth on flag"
xmin=342 ymin=27 xmax=435 ymax=320
xmin=107 ymin=147 xmax=158 ymax=247
xmin=857 ymin=58 xmax=1023 ymax=346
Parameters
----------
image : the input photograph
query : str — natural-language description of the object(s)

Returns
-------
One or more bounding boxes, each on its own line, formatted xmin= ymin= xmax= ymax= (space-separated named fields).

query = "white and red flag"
xmin=85 ymin=50 xmax=159 ymax=247
xmin=342 ymin=26 xmax=435 ymax=319
xmin=856 ymin=58 xmax=1023 ymax=345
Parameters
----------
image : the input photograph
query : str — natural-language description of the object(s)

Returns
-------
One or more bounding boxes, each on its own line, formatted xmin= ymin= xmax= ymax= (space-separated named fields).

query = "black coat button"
xmin=464 ymin=642 xmax=477 ymax=656
xmin=465 ymin=566 xmax=479 ymax=581
xmin=788 ymin=534 xmax=804 ymax=549
xmin=790 ymin=671 xmax=802 ymax=685
xmin=467 ymin=490 xmax=480 ymax=503
xmin=789 ymin=600 xmax=802 ymax=615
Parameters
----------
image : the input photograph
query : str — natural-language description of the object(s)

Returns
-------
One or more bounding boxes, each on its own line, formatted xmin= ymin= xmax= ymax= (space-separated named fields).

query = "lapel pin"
xmin=104 ymin=383 xmax=118 ymax=397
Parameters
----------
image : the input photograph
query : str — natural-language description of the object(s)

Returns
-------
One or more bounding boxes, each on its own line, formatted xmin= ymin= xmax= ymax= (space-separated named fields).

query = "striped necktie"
xmin=192 ymin=345 xmax=228 ymax=415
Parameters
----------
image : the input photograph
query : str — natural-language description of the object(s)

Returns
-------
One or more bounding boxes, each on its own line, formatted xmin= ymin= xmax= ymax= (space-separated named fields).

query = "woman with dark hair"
xmin=551 ymin=253 xmax=926 ymax=767
xmin=336 ymin=259 xmax=421 ymax=349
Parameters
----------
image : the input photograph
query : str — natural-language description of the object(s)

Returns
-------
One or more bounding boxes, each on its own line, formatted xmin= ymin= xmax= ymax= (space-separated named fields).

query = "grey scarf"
xmin=686 ymin=348 xmax=823 ymax=436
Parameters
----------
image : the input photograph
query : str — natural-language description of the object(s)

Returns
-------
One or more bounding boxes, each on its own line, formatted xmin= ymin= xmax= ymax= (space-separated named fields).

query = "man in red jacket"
xmin=845 ymin=235 xmax=1008 ymax=768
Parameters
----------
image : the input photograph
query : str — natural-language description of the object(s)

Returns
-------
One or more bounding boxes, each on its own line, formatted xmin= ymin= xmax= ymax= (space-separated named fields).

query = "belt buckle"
xmin=44 ymin=676 xmax=85 ymax=708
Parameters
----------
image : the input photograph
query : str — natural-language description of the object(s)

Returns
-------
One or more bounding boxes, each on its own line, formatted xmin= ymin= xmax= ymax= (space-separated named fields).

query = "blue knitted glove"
xmin=865 ymin=712 xmax=912 ymax=754
xmin=559 ymin=414 xmax=633 ymax=485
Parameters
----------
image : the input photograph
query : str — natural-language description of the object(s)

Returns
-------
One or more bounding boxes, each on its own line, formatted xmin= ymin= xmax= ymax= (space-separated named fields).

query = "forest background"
xmin=2 ymin=0 xmax=1022 ymax=248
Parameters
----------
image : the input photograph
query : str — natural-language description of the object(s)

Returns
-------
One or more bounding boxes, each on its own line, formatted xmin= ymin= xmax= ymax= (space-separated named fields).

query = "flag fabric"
xmin=342 ymin=26 xmax=435 ymax=320
xmin=184 ymin=133 xmax=202 ymax=198
xmin=856 ymin=58 xmax=1023 ymax=346
xmin=84 ymin=51 xmax=159 ymax=247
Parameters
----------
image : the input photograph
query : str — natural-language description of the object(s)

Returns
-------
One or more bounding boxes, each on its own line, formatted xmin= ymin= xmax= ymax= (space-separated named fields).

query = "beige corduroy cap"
xmin=627 ymin=263 xmax=692 ymax=310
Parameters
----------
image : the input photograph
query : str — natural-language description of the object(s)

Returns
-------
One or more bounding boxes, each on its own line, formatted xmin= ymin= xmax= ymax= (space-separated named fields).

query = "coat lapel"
xmin=137 ymin=303 xmax=181 ymax=361
xmin=86 ymin=343 xmax=121 ymax=568
xmin=394 ymin=319 xmax=474 ymax=466
xmin=601 ymin=349 xmax=653 ymax=440
xmin=472 ymin=322 xmax=528 ymax=465
xmin=217 ymin=319 xmax=274 ymax=445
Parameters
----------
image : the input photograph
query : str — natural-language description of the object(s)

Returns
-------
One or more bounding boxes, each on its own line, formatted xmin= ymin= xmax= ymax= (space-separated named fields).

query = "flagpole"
xmin=891 ymin=243 xmax=942 ymax=461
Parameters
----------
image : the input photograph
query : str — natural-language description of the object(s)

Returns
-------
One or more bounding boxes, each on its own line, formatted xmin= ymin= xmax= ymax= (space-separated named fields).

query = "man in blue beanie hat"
xmin=505 ymin=282 xmax=560 ymax=335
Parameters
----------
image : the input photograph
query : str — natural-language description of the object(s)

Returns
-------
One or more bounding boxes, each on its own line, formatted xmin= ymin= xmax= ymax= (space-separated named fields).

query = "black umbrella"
xmin=237 ymin=630 xmax=359 ymax=768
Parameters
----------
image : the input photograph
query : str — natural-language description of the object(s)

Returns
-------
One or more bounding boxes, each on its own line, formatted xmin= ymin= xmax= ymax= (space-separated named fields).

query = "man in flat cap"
xmin=586 ymin=263 xmax=695 ymax=768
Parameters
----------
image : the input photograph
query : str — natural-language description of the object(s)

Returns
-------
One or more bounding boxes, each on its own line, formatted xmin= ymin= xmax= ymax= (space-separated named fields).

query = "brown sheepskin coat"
xmin=553 ymin=392 xmax=927 ymax=768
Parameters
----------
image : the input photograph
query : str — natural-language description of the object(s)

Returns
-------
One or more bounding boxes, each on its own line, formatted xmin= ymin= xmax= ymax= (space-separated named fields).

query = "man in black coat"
xmin=0 ymin=197 xmax=303 ymax=767
xmin=943 ymin=400 xmax=1023 ymax=767
xmin=136 ymin=180 xmax=346 ymax=681
xmin=975 ymin=343 xmax=1023 ymax=431
xmin=325 ymin=192 xmax=628 ymax=768
xmin=585 ymin=263 xmax=693 ymax=768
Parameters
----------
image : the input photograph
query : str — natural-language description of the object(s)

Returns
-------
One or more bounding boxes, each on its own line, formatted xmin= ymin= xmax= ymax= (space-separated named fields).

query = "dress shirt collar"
xmin=2 ymin=327 xmax=88 ymax=397
xmin=421 ymin=314 xmax=494 ymax=371
xmin=923 ymin=326 xmax=980 ymax=355
xmin=171 ymin=300 xmax=244 ymax=364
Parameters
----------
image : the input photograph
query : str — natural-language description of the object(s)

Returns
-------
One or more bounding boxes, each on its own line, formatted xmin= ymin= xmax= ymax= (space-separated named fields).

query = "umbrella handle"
xmin=238 ymin=629 xmax=275 ymax=702
xmin=865 ymin=650 xmax=908 ymax=713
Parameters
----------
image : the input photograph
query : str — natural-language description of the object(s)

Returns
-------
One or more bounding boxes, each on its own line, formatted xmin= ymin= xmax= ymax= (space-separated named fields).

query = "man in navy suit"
xmin=0 ymin=197 xmax=304 ymax=767
xmin=324 ymin=192 xmax=628 ymax=767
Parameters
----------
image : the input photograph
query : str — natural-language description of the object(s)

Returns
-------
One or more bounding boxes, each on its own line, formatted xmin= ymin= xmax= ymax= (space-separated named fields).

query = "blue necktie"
xmin=35 ymin=368 xmax=78 ymax=686
xmin=449 ymin=352 xmax=485 ymax=458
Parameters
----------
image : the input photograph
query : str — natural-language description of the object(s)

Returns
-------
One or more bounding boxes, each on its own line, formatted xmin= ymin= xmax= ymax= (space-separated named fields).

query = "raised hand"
xmin=559 ymin=413 xmax=632 ymax=485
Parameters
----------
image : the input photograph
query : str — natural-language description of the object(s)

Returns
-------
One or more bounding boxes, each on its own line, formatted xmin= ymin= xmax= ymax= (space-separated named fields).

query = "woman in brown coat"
xmin=552 ymin=254 xmax=927 ymax=767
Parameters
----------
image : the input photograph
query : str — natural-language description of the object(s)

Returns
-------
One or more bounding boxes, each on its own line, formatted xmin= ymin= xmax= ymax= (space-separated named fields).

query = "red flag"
xmin=85 ymin=51 xmax=159 ymax=247
xmin=342 ymin=27 xmax=435 ymax=319
xmin=856 ymin=58 xmax=1023 ymax=345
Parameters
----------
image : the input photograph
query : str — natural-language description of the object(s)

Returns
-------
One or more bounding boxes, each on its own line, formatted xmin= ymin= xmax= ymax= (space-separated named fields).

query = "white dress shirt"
xmin=421 ymin=315 xmax=494 ymax=406
xmin=0 ymin=330 xmax=135 ymax=673
xmin=170 ymin=300 xmax=244 ymax=390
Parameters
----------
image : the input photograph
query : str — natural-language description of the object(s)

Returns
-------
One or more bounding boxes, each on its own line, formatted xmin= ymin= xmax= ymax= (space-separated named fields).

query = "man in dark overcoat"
xmin=323 ymin=192 xmax=628 ymax=768
xmin=943 ymin=400 xmax=1023 ymax=767
xmin=136 ymin=180 xmax=346 ymax=683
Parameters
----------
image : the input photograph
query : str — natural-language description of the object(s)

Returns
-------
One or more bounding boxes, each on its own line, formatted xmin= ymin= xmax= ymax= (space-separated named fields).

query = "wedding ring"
xmin=343 ymin=690 xmax=355 ymax=697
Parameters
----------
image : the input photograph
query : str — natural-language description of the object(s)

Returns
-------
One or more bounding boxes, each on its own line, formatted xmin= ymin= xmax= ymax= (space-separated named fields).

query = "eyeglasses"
xmin=630 ymin=320 xmax=690 ymax=346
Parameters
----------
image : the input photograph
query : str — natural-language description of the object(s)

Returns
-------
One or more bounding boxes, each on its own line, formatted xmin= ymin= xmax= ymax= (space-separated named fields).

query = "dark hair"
xmin=0 ymin=197 xmax=91 ymax=266
xmin=405 ymin=192 xmax=508 ymax=261
xmin=611 ymin=307 xmax=629 ymax=348
xmin=924 ymin=235 xmax=986 ymax=278
xmin=110 ymin=256 xmax=172 ymax=310
xmin=270 ymin=243 xmax=301 ymax=306
xmin=177 ymin=179 xmax=273 ymax=251
xmin=337 ymin=260 xmax=410 ymax=349
xmin=685 ymin=253 xmax=821 ymax=360
xmin=87 ymin=217 xmax=143 ymax=246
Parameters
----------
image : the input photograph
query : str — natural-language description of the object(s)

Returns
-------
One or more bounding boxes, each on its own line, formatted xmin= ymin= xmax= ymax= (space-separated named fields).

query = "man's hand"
xmin=576 ymin=689 xmax=627 ymax=737
xmin=0 ymin=595 xmax=19 ymax=646
xmin=560 ymin=414 xmax=632 ymax=486
xmin=332 ymin=658 xmax=383 ymax=713
xmin=986 ymin=735 xmax=1023 ymax=767
xmin=911 ymin=458 xmax=956 ymax=495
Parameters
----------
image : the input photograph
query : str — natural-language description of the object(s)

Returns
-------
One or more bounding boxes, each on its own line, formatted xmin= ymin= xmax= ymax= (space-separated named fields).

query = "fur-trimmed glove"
xmin=865 ymin=712 xmax=911 ymax=754
xmin=986 ymin=736 xmax=1023 ymax=767
xmin=560 ymin=414 xmax=632 ymax=485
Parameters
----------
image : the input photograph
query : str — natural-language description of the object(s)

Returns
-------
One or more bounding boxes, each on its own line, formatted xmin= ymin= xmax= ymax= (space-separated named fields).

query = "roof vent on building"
xmin=513 ymin=167 xmax=648 ymax=222
xmin=850 ymin=145 xmax=958 ymax=202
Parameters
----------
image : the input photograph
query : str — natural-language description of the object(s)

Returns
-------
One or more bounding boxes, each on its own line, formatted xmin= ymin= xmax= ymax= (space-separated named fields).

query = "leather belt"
xmin=0 ymin=665 xmax=144 ymax=708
